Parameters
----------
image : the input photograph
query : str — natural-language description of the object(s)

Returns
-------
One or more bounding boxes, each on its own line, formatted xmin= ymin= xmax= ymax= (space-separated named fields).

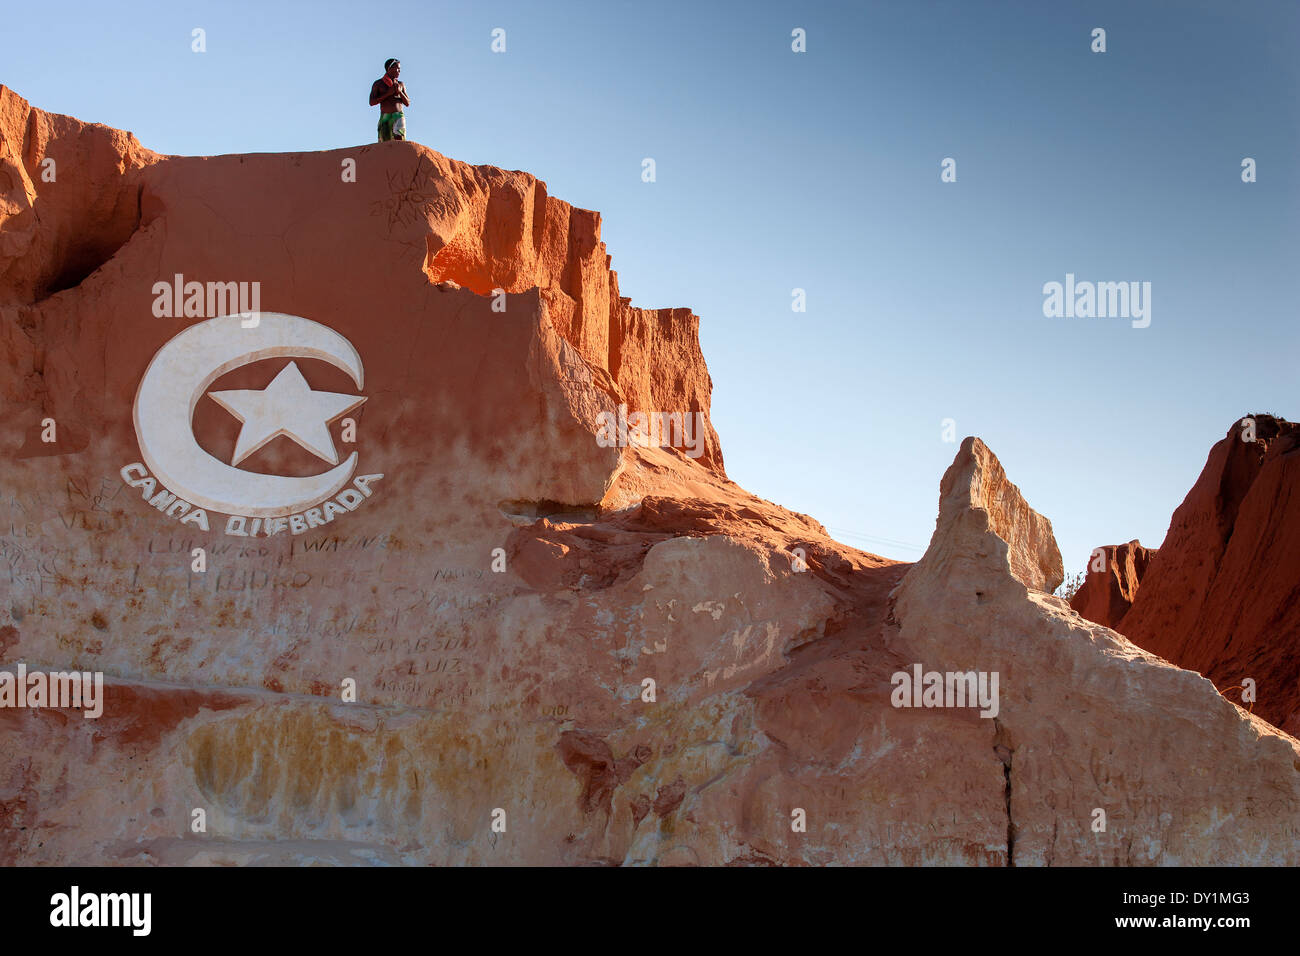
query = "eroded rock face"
xmin=0 ymin=88 xmax=161 ymax=308
xmin=913 ymin=437 xmax=1064 ymax=595
xmin=892 ymin=438 xmax=1300 ymax=865
xmin=1118 ymin=416 xmax=1300 ymax=735
xmin=1069 ymin=540 xmax=1156 ymax=630
xmin=0 ymin=85 xmax=721 ymax=474
xmin=2 ymin=91 xmax=1298 ymax=866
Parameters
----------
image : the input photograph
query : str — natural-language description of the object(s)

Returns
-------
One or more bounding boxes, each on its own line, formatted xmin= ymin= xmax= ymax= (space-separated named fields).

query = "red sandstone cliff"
xmin=3 ymin=87 xmax=1300 ymax=866
xmin=0 ymin=85 xmax=722 ymax=473
xmin=1117 ymin=415 xmax=1300 ymax=734
xmin=1069 ymin=540 xmax=1156 ymax=630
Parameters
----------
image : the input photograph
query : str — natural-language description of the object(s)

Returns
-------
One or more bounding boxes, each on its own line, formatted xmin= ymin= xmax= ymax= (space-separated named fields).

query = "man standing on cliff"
xmin=370 ymin=58 xmax=410 ymax=142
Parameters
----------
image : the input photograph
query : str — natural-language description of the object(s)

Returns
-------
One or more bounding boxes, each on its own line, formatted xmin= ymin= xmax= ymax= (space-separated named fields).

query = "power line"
xmin=826 ymin=526 xmax=927 ymax=553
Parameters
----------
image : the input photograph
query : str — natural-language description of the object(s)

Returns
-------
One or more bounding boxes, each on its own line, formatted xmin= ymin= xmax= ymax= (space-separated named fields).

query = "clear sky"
xmin=6 ymin=0 xmax=1297 ymax=575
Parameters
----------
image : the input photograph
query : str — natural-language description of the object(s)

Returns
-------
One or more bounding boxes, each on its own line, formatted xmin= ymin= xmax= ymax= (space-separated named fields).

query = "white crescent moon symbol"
xmin=133 ymin=313 xmax=363 ymax=519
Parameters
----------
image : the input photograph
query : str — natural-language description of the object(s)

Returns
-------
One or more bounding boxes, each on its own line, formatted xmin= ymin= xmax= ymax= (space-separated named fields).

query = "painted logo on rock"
xmin=120 ymin=313 xmax=383 ymax=536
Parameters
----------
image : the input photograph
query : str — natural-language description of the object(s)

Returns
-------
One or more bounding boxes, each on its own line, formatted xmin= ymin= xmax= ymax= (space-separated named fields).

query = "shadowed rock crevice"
xmin=498 ymin=499 xmax=601 ymax=523
xmin=41 ymin=199 xmax=141 ymax=298
xmin=993 ymin=719 xmax=1015 ymax=867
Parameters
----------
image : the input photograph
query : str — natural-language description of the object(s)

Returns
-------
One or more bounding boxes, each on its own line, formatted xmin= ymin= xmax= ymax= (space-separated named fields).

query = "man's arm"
xmin=394 ymin=82 xmax=410 ymax=106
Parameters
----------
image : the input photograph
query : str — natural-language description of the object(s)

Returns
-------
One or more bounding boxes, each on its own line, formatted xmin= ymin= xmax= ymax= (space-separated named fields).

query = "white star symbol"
xmin=208 ymin=361 xmax=366 ymax=466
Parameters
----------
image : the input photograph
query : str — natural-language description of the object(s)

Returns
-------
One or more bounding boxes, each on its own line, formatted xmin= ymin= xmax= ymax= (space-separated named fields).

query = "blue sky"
xmin=7 ymin=0 xmax=1297 ymax=574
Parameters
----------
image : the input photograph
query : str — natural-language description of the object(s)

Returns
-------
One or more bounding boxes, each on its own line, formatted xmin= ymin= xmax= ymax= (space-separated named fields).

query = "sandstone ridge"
xmin=2 ymin=91 xmax=1298 ymax=866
